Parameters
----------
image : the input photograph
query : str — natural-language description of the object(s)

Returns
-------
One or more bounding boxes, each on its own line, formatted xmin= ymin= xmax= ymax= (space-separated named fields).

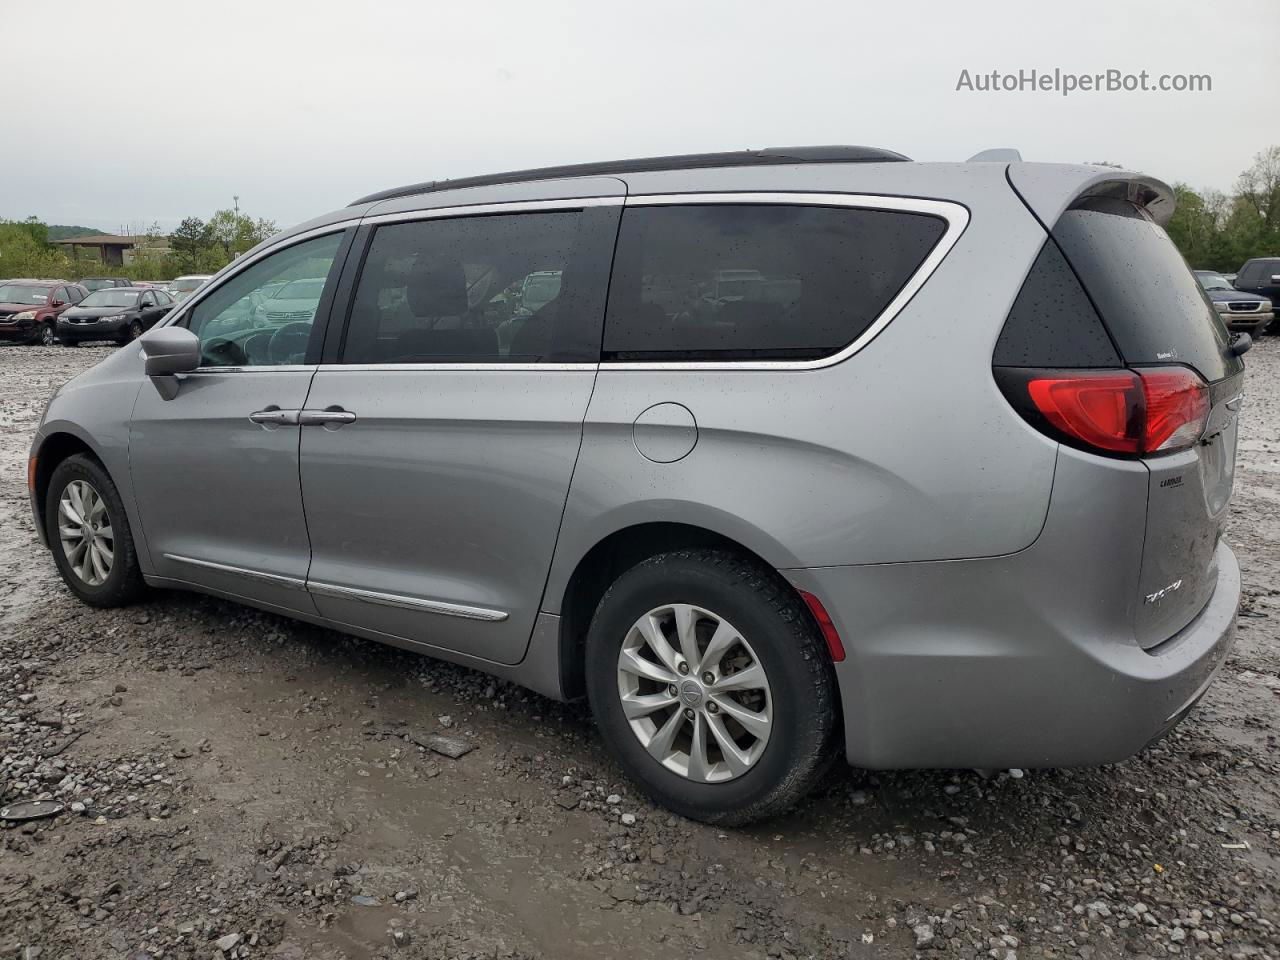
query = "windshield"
xmin=80 ymin=279 xmax=117 ymax=292
xmin=0 ymin=284 xmax=52 ymax=305
xmin=1196 ymin=273 xmax=1235 ymax=291
xmin=521 ymin=273 xmax=561 ymax=311
xmin=81 ymin=290 xmax=140 ymax=308
xmin=171 ymin=278 xmax=207 ymax=292
xmin=276 ymin=279 xmax=326 ymax=300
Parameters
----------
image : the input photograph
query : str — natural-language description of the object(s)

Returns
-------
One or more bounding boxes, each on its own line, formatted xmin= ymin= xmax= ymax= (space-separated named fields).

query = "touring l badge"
xmin=1144 ymin=579 xmax=1183 ymax=605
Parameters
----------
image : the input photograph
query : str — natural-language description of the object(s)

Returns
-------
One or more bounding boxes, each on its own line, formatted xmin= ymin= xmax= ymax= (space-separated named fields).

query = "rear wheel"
xmin=585 ymin=549 xmax=838 ymax=824
xmin=45 ymin=454 xmax=145 ymax=607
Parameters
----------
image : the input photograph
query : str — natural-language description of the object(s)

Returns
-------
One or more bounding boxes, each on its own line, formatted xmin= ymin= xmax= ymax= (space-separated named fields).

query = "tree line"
xmin=0 ymin=208 xmax=277 ymax=282
xmin=1164 ymin=146 xmax=1280 ymax=273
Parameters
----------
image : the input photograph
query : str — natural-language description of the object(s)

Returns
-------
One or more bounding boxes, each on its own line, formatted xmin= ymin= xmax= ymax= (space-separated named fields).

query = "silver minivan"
xmin=28 ymin=147 xmax=1245 ymax=823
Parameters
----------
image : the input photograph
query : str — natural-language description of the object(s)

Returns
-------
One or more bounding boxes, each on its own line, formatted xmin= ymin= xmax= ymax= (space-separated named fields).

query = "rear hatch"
xmin=1049 ymin=195 xmax=1243 ymax=647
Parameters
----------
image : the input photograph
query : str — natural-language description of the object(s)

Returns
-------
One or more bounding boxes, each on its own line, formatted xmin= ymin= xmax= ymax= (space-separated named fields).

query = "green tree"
xmin=1234 ymin=146 xmax=1280 ymax=254
xmin=20 ymin=216 xmax=50 ymax=246
xmin=207 ymin=209 xmax=277 ymax=260
xmin=0 ymin=219 xmax=72 ymax=280
xmin=1157 ymin=145 xmax=1280 ymax=271
xmin=171 ymin=217 xmax=211 ymax=273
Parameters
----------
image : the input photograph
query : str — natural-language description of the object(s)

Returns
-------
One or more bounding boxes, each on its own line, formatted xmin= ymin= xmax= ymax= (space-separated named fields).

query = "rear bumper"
xmin=788 ymin=542 xmax=1238 ymax=769
xmin=783 ymin=442 xmax=1240 ymax=770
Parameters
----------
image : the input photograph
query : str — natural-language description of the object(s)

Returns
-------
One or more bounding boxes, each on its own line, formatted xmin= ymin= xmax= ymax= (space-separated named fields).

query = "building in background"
xmin=51 ymin=233 xmax=171 ymax=268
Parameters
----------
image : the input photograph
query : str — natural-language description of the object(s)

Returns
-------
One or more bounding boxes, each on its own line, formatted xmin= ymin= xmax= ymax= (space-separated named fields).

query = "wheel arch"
xmin=32 ymin=428 xmax=107 ymax=537
xmin=550 ymin=519 xmax=816 ymax=701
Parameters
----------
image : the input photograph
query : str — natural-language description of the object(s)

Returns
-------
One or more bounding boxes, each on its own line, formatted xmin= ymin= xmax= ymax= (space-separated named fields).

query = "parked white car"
xmin=168 ymin=275 xmax=213 ymax=301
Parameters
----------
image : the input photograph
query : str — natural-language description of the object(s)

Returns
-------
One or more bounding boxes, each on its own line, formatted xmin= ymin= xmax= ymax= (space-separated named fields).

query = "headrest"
xmin=405 ymin=257 xmax=468 ymax=318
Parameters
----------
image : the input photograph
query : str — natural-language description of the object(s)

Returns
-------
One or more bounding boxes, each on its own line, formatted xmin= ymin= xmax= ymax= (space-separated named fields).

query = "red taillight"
xmin=1026 ymin=371 xmax=1144 ymax=454
xmin=798 ymin=590 xmax=845 ymax=663
xmin=1011 ymin=366 xmax=1209 ymax=456
xmin=1138 ymin=368 xmax=1212 ymax=452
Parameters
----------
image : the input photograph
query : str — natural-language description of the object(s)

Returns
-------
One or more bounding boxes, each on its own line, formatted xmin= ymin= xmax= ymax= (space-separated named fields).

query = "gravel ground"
xmin=0 ymin=341 xmax=1277 ymax=960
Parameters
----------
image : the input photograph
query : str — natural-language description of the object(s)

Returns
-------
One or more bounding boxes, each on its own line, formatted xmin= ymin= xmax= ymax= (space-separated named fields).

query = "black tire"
xmin=37 ymin=323 xmax=56 ymax=346
xmin=45 ymin=454 xmax=146 ymax=607
xmin=126 ymin=320 xmax=143 ymax=341
xmin=585 ymin=549 xmax=839 ymax=825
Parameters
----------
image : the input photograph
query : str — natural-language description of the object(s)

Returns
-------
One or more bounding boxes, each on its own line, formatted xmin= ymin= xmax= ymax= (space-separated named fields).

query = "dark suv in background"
xmin=1193 ymin=270 xmax=1274 ymax=336
xmin=1233 ymin=258 xmax=1280 ymax=328
xmin=0 ymin=280 xmax=88 ymax=345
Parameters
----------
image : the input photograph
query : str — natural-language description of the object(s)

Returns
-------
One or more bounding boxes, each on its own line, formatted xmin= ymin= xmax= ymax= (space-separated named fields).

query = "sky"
xmin=3 ymin=0 xmax=1277 ymax=234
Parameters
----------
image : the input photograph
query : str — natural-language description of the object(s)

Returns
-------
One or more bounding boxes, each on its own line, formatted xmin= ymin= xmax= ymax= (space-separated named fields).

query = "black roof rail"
xmin=348 ymin=145 xmax=910 ymax=207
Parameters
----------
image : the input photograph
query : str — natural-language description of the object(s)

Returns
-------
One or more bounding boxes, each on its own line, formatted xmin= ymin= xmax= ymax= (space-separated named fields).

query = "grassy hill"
xmin=47 ymin=224 xmax=103 ymax=241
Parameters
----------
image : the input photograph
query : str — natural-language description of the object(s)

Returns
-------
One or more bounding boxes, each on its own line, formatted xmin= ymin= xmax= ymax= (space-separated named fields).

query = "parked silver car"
xmin=27 ymin=147 xmax=1246 ymax=823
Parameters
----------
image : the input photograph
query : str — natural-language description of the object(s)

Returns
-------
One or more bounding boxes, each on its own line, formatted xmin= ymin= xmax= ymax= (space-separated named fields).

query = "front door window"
xmin=185 ymin=232 xmax=344 ymax=367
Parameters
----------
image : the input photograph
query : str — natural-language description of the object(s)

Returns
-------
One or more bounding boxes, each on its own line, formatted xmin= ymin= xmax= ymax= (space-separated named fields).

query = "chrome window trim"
xmin=162 ymin=192 xmax=966 ymax=374
xmin=608 ymin=192 xmax=969 ymax=371
xmin=317 ymin=363 xmax=595 ymax=372
xmin=362 ymin=195 xmax=623 ymax=227
xmin=306 ymin=580 xmax=508 ymax=622
xmin=163 ymin=553 xmax=307 ymax=590
xmin=184 ymin=365 xmax=318 ymax=375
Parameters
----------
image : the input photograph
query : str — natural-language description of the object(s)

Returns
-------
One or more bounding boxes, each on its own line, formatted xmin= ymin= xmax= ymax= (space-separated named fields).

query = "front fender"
xmin=30 ymin=347 xmax=149 ymax=569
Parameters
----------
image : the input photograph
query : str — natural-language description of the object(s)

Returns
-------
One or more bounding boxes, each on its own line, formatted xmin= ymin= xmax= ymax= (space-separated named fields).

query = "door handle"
xmin=298 ymin=407 xmax=357 ymax=427
xmin=248 ymin=407 xmax=300 ymax=426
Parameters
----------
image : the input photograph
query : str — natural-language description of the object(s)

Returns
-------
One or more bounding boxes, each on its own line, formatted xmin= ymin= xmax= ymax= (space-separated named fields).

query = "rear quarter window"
xmin=1051 ymin=197 xmax=1239 ymax=382
xmin=602 ymin=203 xmax=947 ymax=362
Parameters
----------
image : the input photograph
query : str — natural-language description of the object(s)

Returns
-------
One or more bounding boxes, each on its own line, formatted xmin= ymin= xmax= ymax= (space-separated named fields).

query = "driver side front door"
xmin=128 ymin=229 xmax=352 ymax=614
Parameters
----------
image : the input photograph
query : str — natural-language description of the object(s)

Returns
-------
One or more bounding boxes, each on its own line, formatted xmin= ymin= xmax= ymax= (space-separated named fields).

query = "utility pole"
xmin=233 ymin=195 xmax=240 ymax=216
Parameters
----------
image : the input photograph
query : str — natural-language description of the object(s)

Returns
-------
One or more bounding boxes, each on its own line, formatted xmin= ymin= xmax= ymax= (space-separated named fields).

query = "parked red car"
xmin=0 ymin=280 xmax=89 ymax=345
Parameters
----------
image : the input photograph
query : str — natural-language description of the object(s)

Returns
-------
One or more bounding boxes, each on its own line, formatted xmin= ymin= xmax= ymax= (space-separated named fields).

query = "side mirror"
xmin=50 ymin=299 xmax=65 ymax=308
xmin=140 ymin=326 xmax=200 ymax=400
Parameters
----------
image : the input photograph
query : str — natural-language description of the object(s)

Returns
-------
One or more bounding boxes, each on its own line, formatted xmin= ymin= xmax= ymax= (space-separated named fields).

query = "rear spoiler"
xmin=1007 ymin=163 xmax=1177 ymax=228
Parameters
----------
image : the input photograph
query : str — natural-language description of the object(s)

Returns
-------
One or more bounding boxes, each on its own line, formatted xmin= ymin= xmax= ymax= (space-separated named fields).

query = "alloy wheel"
xmin=616 ymin=603 xmax=772 ymax=782
xmin=40 ymin=325 xmax=55 ymax=346
xmin=57 ymin=480 xmax=114 ymax=586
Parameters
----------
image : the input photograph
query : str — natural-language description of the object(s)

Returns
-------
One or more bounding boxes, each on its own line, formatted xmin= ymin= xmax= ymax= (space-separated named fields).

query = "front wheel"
xmin=585 ymin=549 xmax=839 ymax=825
xmin=45 ymin=454 xmax=146 ymax=607
xmin=37 ymin=323 xmax=56 ymax=346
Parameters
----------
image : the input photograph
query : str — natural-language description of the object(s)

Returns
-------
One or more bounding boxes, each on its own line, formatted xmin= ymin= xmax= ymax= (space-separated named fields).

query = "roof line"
xmin=349 ymin=145 xmax=909 ymax=207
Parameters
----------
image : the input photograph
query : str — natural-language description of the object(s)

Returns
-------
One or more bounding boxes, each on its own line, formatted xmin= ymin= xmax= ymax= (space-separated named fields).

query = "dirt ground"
xmin=1 ymin=341 xmax=1277 ymax=960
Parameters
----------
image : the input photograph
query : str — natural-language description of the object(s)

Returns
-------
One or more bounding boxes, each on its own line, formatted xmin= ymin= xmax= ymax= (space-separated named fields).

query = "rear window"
xmin=1051 ymin=197 xmax=1239 ymax=382
xmin=602 ymin=204 xmax=947 ymax=362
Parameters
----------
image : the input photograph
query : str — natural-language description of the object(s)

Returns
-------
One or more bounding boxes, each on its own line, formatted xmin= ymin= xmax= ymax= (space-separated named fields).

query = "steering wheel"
xmin=201 ymin=337 xmax=247 ymax=367
xmin=268 ymin=322 xmax=312 ymax=364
